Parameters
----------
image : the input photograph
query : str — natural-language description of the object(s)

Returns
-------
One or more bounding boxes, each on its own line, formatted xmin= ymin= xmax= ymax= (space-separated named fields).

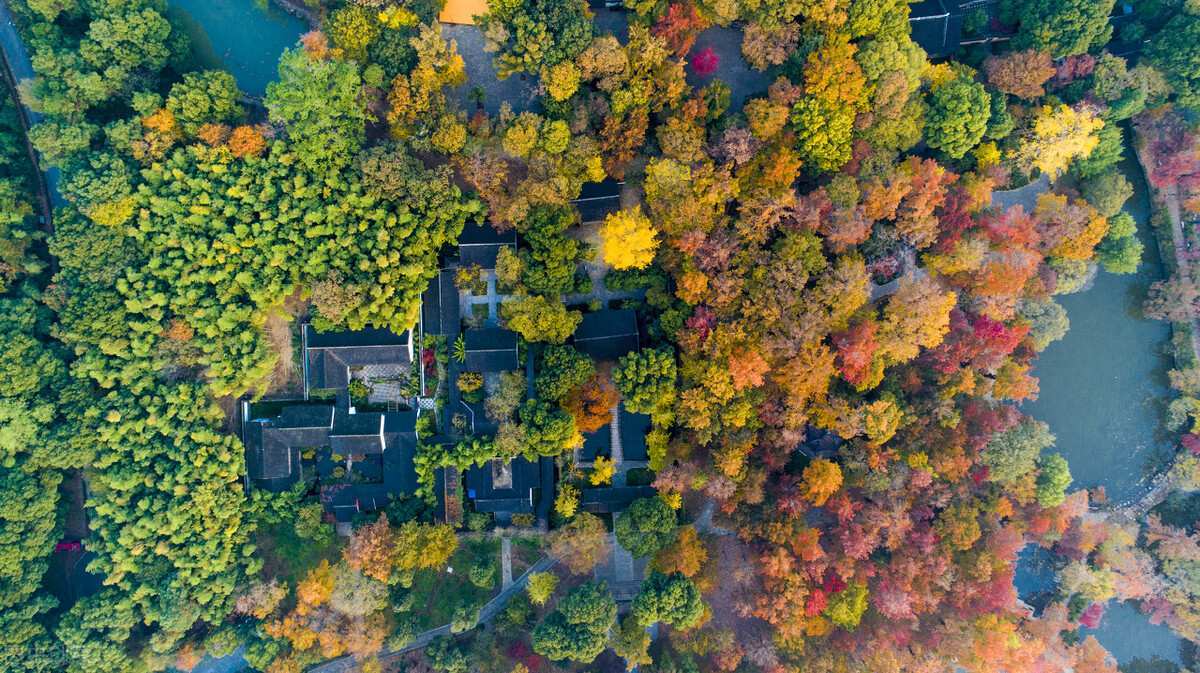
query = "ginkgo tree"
xmin=601 ymin=208 xmax=659 ymax=269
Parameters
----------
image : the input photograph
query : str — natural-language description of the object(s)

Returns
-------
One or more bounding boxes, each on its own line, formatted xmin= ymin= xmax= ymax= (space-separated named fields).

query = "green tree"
xmin=519 ymin=206 xmax=587 ymax=296
xmin=532 ymin=581 xmax=617 ymax=663
xmin=294 ymin=501 xmax=333 ymax=543
xmin=536 ymin=345 xmax=595 ymax=401
xmin=1036 ymin=453 xmax=1073 ymax=507
xmin=1081 ymin=173 xmax=1133 ymax=219
xmin=165 ymin=71 xmax=244 ymax=136
xmin=1007 ymin=0 xmax=1115 ymax=59
xmin=1097 ymin=212 xmax=1144 ymax=274
xmin=790 ymin=96 xmax=854 ymax=173
xmin=982 ymin=419 xmax=1056 ymax=484
xmin=610 ymin=615 xmax=652 ymax=668
xmin=925 ymin=74 xmax=991 ymax=159
xmin=615 ymin=497 xmax=677 ymax=559
xmin=425 ymin=634 xmax=472 ymax=673
xmin=1019 ymin=298 xmax=1070 ymax=350
xmin=469 ymin=557 xmax=496 ymax=590
xmin=266 ymin=46 xmax=368 ymax=172
xmin=479 ymin=0 xmax=596 ymax=78
xmin=502 ymin=295 xmax=582 ymax=344
xmin=631 ymin=571 xmax=705 ymax=628
xmin=612 ymin=346 xmax=677 ymax=418
xmin=56 ymin=589 xmax=137 ymax=673
xmin=1148 ymin=14 xmax=1200 ymax=110
xmin=1074 ymin=122 xmax=1125 ymax=179
xmin=520 ymin=399 xmax=578 ymax=456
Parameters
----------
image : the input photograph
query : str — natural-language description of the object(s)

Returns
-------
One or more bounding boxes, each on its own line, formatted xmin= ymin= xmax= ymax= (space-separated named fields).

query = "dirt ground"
xmin=703 ymin=532 xmax=772 ymax=649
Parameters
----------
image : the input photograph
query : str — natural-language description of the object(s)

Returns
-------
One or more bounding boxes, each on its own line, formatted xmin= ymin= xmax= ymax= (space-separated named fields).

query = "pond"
xmin=1022 ymin=151 xmax=1176 ymax=505
xmin=165 ymin=0 xmax=307 ymax=97
xmin=1017 ymin=143 xmax=1185 ymax=665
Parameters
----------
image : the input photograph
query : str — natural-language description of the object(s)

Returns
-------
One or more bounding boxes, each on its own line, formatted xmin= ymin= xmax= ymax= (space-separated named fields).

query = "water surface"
xmin=166 ymin=0 xmax=307 ymax=97
xmin=1022 ymin=153 xmax=1176 ymax=504
xmin=1017 ymin=148 xmax=1184 ymax=664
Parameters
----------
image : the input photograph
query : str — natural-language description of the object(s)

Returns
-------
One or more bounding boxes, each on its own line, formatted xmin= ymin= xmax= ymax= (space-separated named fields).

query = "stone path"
xmin=608 ymin=405 xmax=628 ymax=487
xmin=694 ymin=499 xmax=734 ymax=536
xmin=0 ymin=0 xmax=67 ymax=224
xmin=990 ymin=172 xmax=1051 ymax=214
xmin=1159 ymin=180 xmax=1200 ymax=361
xmin=593 ymin=532 xmax=642 ymax=603
xmin=461 ymin=269 xmax=507 ymax=327
xmin=500 ymin=537 xmax=513 ymax=589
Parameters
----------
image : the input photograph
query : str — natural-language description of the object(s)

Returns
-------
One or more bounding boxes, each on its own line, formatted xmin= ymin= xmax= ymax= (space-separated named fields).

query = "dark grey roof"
xmin=277 ymin=405 xmax=335 ymax=429
xmin=465 ymin=457 xmax=540 ymax=513
xmin=571 ymin=178 xmax=625 ymax=223
xmin=331 ymin=410 xmax=385 ymax=454
xmin=798 ymin=425 xmax=842 ymax=460
xmin=908 ymin=0 xmax=963 ymax=60
xmin=463 ymin=328 xmax=519 ymax=372
xmin=580 ymin=485 xmax=658 ymax=513
xmin=244 ymin=420 xmax=302 ymax=485
xmin=306 ymin=325 xmax=412 ymax=391
xmin=421 ymin=270 xmax=460 ymax=337
xmin=245 ymin=404 xmax=419 ymax=491
xmin=458 ymin=221 xmax=516 ymax=269
xmin=572 ymin=310 xmax=639 ymax=362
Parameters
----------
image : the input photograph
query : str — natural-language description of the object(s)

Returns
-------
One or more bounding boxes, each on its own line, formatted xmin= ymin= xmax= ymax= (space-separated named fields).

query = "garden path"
xmin=501 ymin=536 xmax=513 ymax=589
xmin=694 ymin=499 xmax=735 ymax=536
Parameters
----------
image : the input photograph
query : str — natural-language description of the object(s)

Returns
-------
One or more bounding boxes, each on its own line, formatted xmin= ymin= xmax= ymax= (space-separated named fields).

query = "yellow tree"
xmin=590 ymin=456 xmax=615 ymax=486
xmin=1013 ymin=104 xmax=1104 ymax=179
xmin=526 ymin=571 xmax=560 ymax=605
xmin=800 ymin=458 xmax=842 ymax=506
xmin=555 ymin=484 xmax=581 ymax=518
xmin=601 ymin=208 xmax=659 ymax=269
xmin=600 ymin=207 xmax=657 ymax=267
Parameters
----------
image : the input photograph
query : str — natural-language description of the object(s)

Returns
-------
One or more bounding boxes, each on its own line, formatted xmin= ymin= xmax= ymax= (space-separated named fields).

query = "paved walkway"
xmin=593 ymin=532 xmax=643 ymax=603
xmin=693 ymin=499 xmax=734 ymax=536
xmin=500 ymin=536 xmax=513 ymax=589
xmin=608 ymin=405 xmax=627 ymax=487
xmin=1159 ymin=181 xmax=1200 ymax=361
xmin=445 ymin=24 xmax=540 ymax=115
xmin=990 ymin=173 xmax=1050 ymax=214
xmin=686 ymin=26 xmax=769 ymax=112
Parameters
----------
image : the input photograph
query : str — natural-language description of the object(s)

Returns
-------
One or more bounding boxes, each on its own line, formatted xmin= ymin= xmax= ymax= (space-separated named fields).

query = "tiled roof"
xmin=573 ymin=310 xmax=639 ymax=362
xmin=463 ymin=328 xmax=520 ymax=372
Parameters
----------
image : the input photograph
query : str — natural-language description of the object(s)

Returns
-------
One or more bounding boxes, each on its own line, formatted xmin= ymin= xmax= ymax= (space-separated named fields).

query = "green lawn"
xmin=406 ymin=537 xmax=502 ymax=631
xmin=255 ymin=522 xmax=345 ymax=585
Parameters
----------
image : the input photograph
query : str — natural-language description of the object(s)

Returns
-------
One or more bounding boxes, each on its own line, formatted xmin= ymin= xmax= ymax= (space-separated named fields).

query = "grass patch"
xmin=255 ymin=521 xmax=345 ymax=585
xmin=625 ymin=467 xmax=655 ymax=486
xmin=405 ymin=538 xmax=502 ymax=631
xmin=510 ymin=534 xmax=543 ymax=551
xmin=472 ymin=303 xmax=490 ymax=319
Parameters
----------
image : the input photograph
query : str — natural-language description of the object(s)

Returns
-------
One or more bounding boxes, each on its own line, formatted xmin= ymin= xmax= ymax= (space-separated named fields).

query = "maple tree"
xmin=982 ymin=49 xmax=1057 ymax=100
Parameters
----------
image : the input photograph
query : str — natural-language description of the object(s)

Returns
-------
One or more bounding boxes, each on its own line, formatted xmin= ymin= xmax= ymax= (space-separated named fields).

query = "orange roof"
xmin=439 ymin=0 xmax=489 ymax=24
